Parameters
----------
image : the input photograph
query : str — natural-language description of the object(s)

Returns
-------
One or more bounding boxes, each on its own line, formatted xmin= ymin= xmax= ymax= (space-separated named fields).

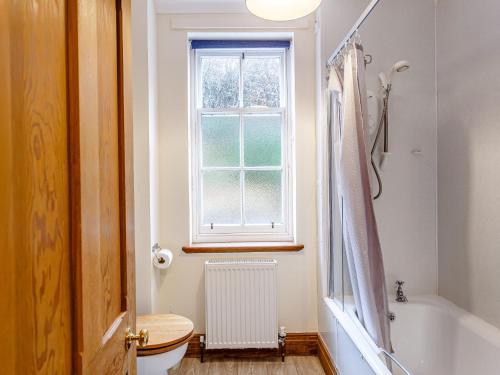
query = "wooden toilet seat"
xmin=136 ymin=314 xmax=194 ymax=357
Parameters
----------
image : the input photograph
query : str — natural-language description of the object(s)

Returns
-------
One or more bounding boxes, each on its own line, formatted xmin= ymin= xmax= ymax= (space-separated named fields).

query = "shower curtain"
xmin=328 ymin=43 xmax=392 ymax=353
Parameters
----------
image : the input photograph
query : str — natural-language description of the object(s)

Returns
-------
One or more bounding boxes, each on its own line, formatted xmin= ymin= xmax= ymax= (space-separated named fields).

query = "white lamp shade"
xmin=246 ymin=0 xmax=322 ymax=21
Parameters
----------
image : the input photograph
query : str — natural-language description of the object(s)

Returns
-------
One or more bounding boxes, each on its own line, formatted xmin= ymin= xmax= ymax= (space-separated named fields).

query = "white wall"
xmin=132 ymin=0 xmax=159 ymax=315
xmin=437 ymin=0 xmax=500 ymax=329
xmin=360 ymin=0 xmax=438 ymax=296
xmin=154 ymin=12 xmax=319 ymax=333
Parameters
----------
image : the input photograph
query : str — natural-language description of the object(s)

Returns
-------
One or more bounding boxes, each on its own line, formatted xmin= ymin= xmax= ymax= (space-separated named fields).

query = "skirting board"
xmin=317 ymin=334 xmax=338 ymax=375
xmin=185 ymin=333 xmax=337 ymax=374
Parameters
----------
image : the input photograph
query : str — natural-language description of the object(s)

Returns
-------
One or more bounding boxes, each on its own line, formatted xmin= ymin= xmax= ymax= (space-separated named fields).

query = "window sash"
xmin=196 ymin=49 xmax=287 ymax=110
xmin=190 ymin=47 xmax=294 ymax=243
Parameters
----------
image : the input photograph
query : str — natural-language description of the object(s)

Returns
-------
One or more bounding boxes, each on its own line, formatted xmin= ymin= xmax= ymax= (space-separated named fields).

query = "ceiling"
xmin=155 ymin=0 xmax=249 ymax=14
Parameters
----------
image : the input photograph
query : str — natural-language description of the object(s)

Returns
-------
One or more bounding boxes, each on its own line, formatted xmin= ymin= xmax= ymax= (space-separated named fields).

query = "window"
xmin=189 ymin=40 xmax=294 ymax=243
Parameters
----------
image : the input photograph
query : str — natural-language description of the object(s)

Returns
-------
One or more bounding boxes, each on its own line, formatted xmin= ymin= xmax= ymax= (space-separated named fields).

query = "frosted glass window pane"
xmin=202 ymin=114 xmax=240 ymax=167
xmin=243 ymin=57 xmax=281 ymax=108
xmin=244 ymin=171 xmax=282 ymax=224
xmin=244 ymin=114 xmax=282 ymax=166
xmin=202 ymin=171 xmax=241 ymax=225
xmin=201 ymin=57 xmax=239 ymax=108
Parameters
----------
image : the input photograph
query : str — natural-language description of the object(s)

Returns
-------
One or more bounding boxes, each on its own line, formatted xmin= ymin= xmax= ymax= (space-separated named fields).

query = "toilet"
xmin=136 ymin=314 xmax=194 ymax=375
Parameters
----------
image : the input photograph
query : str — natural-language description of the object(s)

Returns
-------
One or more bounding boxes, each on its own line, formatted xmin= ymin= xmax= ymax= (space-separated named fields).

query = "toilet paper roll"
xmin=153 ymin=249 xmax=173 ymax=270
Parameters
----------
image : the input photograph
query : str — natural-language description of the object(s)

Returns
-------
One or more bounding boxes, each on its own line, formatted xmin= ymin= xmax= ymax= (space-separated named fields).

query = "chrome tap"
xmin=395 ymin=280 xmax=408 ymax=303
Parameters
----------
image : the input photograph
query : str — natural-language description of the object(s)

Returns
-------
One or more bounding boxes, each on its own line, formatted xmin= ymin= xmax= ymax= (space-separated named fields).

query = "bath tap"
xmin=395 ymin=280 xmax=408 ymax=303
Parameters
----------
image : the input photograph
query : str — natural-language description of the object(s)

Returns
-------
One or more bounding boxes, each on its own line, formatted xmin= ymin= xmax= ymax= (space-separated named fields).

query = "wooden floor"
xmin=169 ymin=356 xmax=326 ymax=375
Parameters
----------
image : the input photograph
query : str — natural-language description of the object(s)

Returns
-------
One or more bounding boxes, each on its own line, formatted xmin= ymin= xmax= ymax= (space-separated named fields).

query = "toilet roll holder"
xmin=152 ymin=243 xmax=166 ymax=264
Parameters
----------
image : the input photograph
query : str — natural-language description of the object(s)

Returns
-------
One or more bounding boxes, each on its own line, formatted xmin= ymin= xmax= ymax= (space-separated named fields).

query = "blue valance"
xmin=190 ymin=40 xmax=291 ymax=49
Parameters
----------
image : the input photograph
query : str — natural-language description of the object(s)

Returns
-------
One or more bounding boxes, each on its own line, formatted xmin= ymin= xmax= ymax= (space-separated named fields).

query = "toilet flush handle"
xmin=125 ymin=328 xmax=149 ymax=349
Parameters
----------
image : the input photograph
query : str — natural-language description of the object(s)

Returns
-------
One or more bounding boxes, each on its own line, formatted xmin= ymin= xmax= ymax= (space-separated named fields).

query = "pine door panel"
xmin=0 ymin=1 xmax=73 ymax=374
xmin=69 ymin=0 xmax=136 ymax=374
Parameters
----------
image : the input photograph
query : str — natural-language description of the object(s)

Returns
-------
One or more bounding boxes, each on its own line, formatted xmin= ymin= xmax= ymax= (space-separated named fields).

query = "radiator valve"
xmin=278 ymin=326 xmax=287 ymax=362
xmin=199 ymin=335 xmax=205 ymax=363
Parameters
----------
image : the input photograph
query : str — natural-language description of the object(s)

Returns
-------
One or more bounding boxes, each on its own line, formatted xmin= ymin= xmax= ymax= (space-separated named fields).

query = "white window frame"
xmin=189 ymin=45 xmax=295 ymax=243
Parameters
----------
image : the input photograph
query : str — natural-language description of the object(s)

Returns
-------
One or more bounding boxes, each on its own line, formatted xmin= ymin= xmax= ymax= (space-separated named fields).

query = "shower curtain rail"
xmin=326 ymin=0 xmax=381 ymax=67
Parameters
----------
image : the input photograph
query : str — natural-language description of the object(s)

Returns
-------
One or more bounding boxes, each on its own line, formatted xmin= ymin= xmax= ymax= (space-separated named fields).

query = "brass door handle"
xmin=125 ymin=328 xmax=149 ymax=349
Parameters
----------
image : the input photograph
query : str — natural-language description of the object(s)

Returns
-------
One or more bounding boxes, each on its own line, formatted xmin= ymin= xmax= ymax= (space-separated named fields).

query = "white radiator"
xmin=204 ymin=259 xmax=278 ymax=349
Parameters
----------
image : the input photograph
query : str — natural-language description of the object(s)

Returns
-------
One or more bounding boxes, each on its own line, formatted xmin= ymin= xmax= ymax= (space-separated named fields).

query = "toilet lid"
xmin=136 ymin=314 xmax=194 ymax=356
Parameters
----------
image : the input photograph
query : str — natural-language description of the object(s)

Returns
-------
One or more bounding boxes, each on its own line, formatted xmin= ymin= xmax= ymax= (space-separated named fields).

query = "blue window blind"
xmin=190 ymin=40 xmax=290 ymax=50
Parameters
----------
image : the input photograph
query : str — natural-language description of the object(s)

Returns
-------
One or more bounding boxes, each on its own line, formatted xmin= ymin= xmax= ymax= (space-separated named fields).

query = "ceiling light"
xmin=246 ymin=0 xmax=322 ymax=21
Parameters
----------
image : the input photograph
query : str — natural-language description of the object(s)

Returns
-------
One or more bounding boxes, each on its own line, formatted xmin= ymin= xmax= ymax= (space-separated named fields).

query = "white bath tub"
xmin=342 ymin=295 xmax=500 ymax=375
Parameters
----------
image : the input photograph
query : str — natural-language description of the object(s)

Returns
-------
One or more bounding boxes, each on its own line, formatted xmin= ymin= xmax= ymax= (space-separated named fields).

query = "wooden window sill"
xmin=182 ymin=243 xmax=305 ymax=254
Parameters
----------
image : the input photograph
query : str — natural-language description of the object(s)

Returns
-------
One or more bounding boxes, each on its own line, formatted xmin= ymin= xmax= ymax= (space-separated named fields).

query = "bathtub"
xmin=338 ymin=295 xmax=500 ymax=375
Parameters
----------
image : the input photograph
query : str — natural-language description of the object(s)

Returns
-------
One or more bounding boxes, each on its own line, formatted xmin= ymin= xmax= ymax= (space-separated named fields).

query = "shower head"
xmin=379 ymin=60 xmax=410 ymax=90
xmin=391 ymin=60 xmax=410 ymax=73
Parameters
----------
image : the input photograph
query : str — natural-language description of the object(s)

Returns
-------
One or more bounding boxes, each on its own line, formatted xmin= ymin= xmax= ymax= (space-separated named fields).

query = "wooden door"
xmin=0 ymin=1 xmax=73 ymax=374
xmin=1 ymin=0 xmax=136 ymax=374
xmin=69 ymin=0 xmax=137 ymax=374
